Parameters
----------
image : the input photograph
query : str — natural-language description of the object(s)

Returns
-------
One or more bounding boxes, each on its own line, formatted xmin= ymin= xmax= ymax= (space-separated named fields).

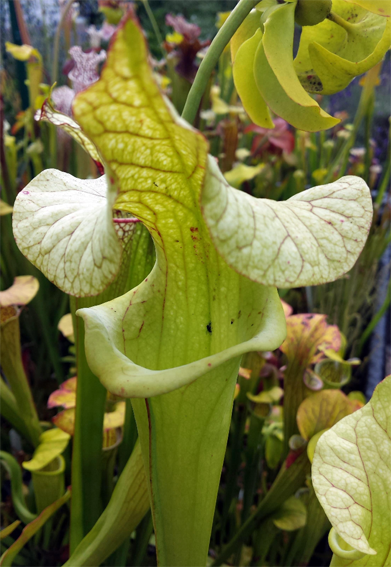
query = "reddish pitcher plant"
xmin=12 ymin=14 xmax=373 ymax=567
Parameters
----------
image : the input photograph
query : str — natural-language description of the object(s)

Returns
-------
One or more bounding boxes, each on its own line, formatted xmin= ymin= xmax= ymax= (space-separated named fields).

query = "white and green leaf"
xmin=202 ymin=159 xmax=372 ymax=288
xmin=13 ymin=171 xmax=124 ymax=296
xmin=312 ymin=375 xmax=391 ymax=565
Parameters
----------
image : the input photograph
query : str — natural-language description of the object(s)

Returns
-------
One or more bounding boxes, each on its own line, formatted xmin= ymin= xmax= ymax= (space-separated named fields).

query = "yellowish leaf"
xmin=0 ymin=200 xmax=13 ymax=216
xmin=5 ymin=43 xmax=41 ymax=62
xmin=47 ymin=377 xmax=77 ymax=409
xmin=281 ymin=299 xmax=293 ymax=318
xmin=272 ymin=496 xmax=307 ymax=531
xmin=103 ymin=402 xmax=125 ymax=431
xmin=0 ymin=276 xmax=39 ymax=307
xmin=224 ymin=163 xmax=265 ymax=188
xmin=22 ymin=429 xmax=71 ymax=471
xmin=231 ymin=10 xmax=262 ymax=62
xmin=248 ymin=386 xmax=283 ymax=404
xmin=297 ymin=390 xmax=358 ymax=441
xmin=254 ymin=7 xmax=339 ymax=131
xmin=233 ymin=29 xmax=274 ymax=128
xmin=239 ymin=367 xmax=252 ymax=379
xmin=58 ymin=314 xmax=74 ymax=343
xmin=307 ymin=429 xmax=328 ymax=463
xmin=344 ymin=0 xmax=391 ymax=17
xmin=52 ymin=408 xmax=75 ymax=436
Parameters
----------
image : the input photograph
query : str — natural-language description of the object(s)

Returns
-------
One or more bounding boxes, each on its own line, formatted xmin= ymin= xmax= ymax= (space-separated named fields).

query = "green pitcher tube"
xmin=31 ymin=455 xmax=66 ymax=514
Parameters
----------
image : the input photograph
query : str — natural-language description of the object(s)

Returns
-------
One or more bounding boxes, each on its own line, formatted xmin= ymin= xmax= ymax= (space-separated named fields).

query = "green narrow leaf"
xmin=0 ymin=490 xmax=70 ymax=567
xmin=284 ymin=487 xmax=330 ymax=566
xmin=0 ymin=522 xmax=20 ymax=542
xmin=64 ymin=442 xmax=149 ymax=567
xmin=69 ymin=223 xmax=154 ymax=550
xmin=0 ymin=452 xmax=37 ymax=524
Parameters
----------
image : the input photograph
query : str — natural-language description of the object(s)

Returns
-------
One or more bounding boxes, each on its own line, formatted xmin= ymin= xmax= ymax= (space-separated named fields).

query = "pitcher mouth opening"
xmin=32 ymin=455 xmax=66 ymax=476
xmin=77 ymin=285 xmax=286 ymax=399
xmin=328 ymin=527 xmax=373 ymax=561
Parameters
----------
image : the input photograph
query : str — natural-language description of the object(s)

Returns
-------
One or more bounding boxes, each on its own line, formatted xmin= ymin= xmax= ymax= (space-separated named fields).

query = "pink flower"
xmin=51 ymin=85 xmax=74 ymax=116
xmin=51 ymin=46 xmax=106 ymax=118
xmin=87 ymin=22 xmax=116 ymax=48
xmin=68 ymin=46 xmax=106 ymax=94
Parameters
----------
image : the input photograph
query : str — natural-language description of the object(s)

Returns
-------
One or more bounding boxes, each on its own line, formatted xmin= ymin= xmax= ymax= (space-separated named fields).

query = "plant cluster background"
xmin=0 ymin=1 xmax=390 ymax=566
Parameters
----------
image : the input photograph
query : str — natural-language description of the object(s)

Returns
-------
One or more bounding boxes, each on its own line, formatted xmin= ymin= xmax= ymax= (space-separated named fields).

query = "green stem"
xmin=69 ymin=225 xmax=154 ymax=552
xmin=213 ymin=451 xmax=311 ymax=566
xmin=282 ymin=361 xmax=306 ymax=458
xmin=64 ymin=442 xmax=149 ymax=567
xmin=182 ymin=0 xmax=259 ymax=125
xmin=283 ymin=488 xmax=330 ymax=567
xmin=325 ymin=63 xmax=380 ymax=184
xmin=0 ymin=95 xmax=14 ymax=204
xmin=118 ymin=400 xmax=138 ymax=475
xmin=130 ymin=511 xmax=154 ymax=567
xmin=221 ymin=403 xmax=247 ymax=538
xmin=358 ymin=277 xmax=391 ymax=355
xmin=0 ymin=378 xmax=34 ymax=445
xmin=0 ymin=213 xmax=20 ymax=286
xmin=363 ymin=93 xmax=374 ymax=183
xmin=241 ymin=413 xmax=265 ymax=523
xmin=32 ymin=289 xmax=64 ymax=384
xmin=0 ymin=317 xmax=42 ymax=447
xmin=0 ymin=451 xmax=37 ymax=524
xmin=141 ymin=0 xmax=165 ymax=59
xmin=253 ymin=520 xmax=278 ymax=566
xmin=39 ymin=0 xmax=49 ymax=70
xmin=12 ymin=0 xmax=31 ymax=44
xmin=49 ymin=121 xmax=58 ymax=169
xmin=69 ymin=296 xmax=107 ymax=552
xmin=375 ymin=121 xmax=391 ymax=205
xmin=52 ymin=0 xmax=74 ymax=84
xmin=327 ymin=11 xmax=355 ymax=32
